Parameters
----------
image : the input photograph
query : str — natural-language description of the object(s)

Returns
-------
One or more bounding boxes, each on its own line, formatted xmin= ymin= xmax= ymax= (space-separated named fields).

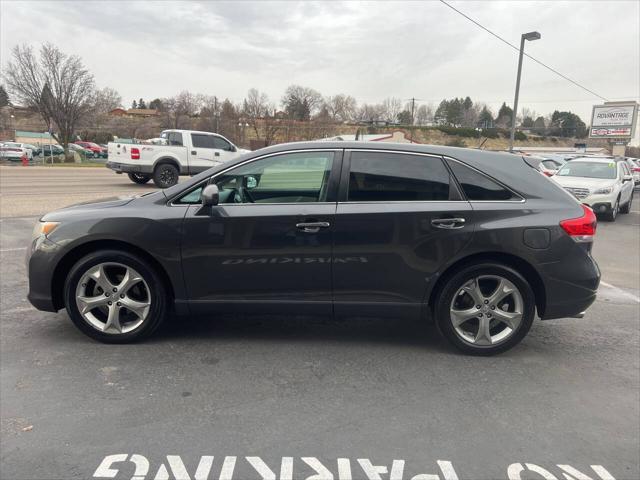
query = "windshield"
xmin=557 ymin=161 xmax=617 ymax=179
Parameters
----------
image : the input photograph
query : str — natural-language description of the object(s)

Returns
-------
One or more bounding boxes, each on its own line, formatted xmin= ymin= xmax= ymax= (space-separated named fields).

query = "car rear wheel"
xmin=153 ymin=163 xmax=179 ymax=188
xmin=64 ymin=250 xmax=167 ymax=343
xmin=435 ymin=263 xmax=535 ymax=355
xmin=127 ymin=173 xmax=151 ymax=184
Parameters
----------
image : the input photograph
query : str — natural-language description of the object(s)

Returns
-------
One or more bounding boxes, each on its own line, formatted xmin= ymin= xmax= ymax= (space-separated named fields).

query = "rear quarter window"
xmin=446 ymin=159 xmax=520 ymax=201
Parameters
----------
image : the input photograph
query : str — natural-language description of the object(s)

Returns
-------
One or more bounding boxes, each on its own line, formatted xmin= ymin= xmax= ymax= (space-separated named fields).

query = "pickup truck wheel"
xmin=127 ymin=173 xmax=151 ymax=184
xmin=153 ymin=164 xmax=179 ymax=188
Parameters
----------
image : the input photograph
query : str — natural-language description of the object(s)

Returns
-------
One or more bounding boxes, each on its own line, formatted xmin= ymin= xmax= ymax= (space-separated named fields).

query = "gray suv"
xmin=26 ymin=142 xmax=600 ymax=355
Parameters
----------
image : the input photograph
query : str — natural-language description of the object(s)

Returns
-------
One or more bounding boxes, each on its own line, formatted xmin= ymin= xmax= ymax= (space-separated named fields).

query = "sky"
xmin=1 ymin=0 xmax=639 ymax=142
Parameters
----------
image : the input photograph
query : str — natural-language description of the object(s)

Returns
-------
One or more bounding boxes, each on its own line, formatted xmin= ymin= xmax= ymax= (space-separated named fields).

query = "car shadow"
xmin=148 ymin=313 xmax=451 ymax=352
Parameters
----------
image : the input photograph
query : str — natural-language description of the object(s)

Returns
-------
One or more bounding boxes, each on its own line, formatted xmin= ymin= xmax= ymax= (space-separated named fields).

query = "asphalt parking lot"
xmin=1 ymin=166 xmax=639 ymax=480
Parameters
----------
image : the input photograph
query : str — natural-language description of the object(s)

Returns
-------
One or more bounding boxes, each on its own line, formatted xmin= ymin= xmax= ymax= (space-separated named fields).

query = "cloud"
xmin=1 ymin=0 xmax=638 ymax=138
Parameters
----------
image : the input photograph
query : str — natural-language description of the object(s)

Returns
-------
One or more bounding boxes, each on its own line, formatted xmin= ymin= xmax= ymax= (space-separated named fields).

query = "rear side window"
xmin=446 ymin=159 xmax=519 ymax=201
xmin=167 ymin=132 xmax=183 ymax=146
xmin=348 ymin=152 xmax=450 ymax=201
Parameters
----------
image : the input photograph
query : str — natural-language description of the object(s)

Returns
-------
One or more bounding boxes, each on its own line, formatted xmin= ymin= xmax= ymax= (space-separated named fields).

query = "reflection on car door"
xmin=180 ymin=150 xmax=342 ymax=315
xmin=332 ymin=150 xmax=474 ymax=319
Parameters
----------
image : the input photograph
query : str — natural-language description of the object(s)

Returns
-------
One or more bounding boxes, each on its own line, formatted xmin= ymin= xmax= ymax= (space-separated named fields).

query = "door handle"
xmin=431 ymin=217 xmax=466 ymax=229
xmin=296 ymin=222 xmax=330 ymax=233
xmin=215 ymin=152 xmax=220 ymax=157
xmin=191 ymin=150 xmax=197 ymax=155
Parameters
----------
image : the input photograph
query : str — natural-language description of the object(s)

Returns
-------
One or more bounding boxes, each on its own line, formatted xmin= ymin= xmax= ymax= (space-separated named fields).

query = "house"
xmin=13 ymin=130 xmax=58 ymax=146
xmin=322 ymin=131 xmax=420 ymax=144
xmin=126 ymin=108 xmax=159 ymax=117
xmin=109 ymin=108 xmax=127 ymax=116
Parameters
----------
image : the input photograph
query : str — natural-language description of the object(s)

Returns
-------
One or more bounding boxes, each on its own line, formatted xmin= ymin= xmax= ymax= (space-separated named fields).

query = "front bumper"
xmin=26 ymin=236 xmax=63 ymax=312
xmin=106 ymin=161 xmax=153 ymax=174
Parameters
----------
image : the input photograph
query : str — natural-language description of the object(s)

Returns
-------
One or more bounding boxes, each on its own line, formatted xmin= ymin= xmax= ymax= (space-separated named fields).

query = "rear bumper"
xmin=539 ymin=252 xmax=600 ymax=320
xmin=106 ymin=161 xmax=153 ymax=174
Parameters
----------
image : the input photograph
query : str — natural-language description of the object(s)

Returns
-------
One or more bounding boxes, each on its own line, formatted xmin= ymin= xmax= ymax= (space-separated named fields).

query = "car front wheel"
xmin=64 ymin=250 xmax=167 ymax=343
xmin=603 ymin=198 xmax=619 ymax=221
xmin=435 ymin=263 xmax=535 ymax=355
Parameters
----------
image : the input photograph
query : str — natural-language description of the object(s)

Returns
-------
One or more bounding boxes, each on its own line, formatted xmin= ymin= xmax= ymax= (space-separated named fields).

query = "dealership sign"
xmin=590 ymin=102 xmax=638 ymax=139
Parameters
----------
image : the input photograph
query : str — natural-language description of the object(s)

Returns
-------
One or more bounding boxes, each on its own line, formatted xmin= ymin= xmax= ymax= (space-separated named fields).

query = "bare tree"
xmin=92 ymin=87 xmax=122 ymax=114
xmin=281 ymin=85 xmax=322 ymax=120
xmin=163 ymin=91 xmax=202 ymax=128
xmin=357 ymin=103 xmax=384 ymax=123
xmin=3 ymin=43 xmax=95 ymax=152
xmin=243 ymin=88 xmax=270 ymax=139
xmin=415 ymin=104 xmax=434 ymax=126
xmin=324 ymin=94 xmax=357 ymax=122
xmin=381 ymin=97 xmax=402 ymax=123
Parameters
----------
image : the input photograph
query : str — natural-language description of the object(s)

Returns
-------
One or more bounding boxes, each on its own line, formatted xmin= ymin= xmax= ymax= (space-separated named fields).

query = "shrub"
xmin=514 ymin=131 xmax=527 ymax=141
xmin=445 ymin=138 xmax=467 ymax=147
xmin=437 ymin=126 xmax=480 ymax=138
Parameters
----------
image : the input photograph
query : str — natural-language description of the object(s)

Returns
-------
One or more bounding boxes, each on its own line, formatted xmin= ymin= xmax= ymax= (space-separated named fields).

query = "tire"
xmin=619 ymin=193 xmax=632 ymax=214
xmin=435 ymin=263 xmax=536 ymax=355
xmin=127 ymin=173 xmax=151 ymax=184
xmin=603 ymin=198 xmax=619 ymax=221
xmin=64 ymin=250 xmax=167 ymax=343
xmin=153 ymin=163 xmax=179 ymax=188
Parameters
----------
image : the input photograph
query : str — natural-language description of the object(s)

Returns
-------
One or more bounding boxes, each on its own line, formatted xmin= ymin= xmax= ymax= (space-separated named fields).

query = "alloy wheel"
xmin=449 ymin=275 xmax=523 ymax=346
xmin=75 ymin=262 xmax=151 ymax=334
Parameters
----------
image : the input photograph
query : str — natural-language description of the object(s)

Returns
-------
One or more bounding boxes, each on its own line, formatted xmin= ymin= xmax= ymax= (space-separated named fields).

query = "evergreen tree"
xmin=138 ymin=98 xmax=146 ymax=109
xmin=131 ymin=99 xmax=138 ymax=109
xmin=0 ymin=85 xmax=9 ymax=107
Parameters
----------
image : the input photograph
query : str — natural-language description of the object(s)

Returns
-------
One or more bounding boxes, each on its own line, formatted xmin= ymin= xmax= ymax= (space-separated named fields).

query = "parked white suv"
xmin=551 ymin=157 xmax=634 ymax=221
xmin=107 ymin=130 xmax=249 ymax=188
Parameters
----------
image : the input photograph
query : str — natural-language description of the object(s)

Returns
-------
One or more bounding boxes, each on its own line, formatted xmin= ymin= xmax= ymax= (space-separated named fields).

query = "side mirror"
xmin=229 ymin=145 xmax=237 ymax=152
xmin=245 ymin=176 xmax=258 ymax=189
xmin=201 ymin=184 xmax=219 ymax=206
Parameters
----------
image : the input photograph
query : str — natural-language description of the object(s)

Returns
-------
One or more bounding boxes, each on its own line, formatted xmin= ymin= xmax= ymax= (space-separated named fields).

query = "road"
xmin=1 ymin=167 xmax=638 ymax=480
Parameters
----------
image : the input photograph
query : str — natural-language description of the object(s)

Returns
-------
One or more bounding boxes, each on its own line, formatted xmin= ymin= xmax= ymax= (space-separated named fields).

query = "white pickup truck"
xmin=106 ymin=130 xmax=249 ymax=188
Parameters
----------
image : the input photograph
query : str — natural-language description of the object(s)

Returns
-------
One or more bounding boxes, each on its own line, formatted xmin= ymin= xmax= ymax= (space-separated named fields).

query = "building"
xmin=515 ymin=146 xmax=609 ymax=156
xmin=108 ymin=108 xmax=159 ymax=118
xmin=322 ymin=131 xmax=420 ymax=144
xmin=13 ymin=130 xmax=58 ymax=146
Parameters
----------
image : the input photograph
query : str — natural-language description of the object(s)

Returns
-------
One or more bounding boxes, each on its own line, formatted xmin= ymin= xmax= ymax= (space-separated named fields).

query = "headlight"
xmin=32 ymin=221 xmax=59 ymax=240
xmin=593 ymin=186 xmax=613 ymax=195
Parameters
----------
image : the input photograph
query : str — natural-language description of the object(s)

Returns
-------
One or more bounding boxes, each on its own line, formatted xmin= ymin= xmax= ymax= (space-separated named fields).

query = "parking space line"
xmin=600 ymin=280 xmax=640 ymax=303
xmin=0 ymin=247 xmax=27 ymax=252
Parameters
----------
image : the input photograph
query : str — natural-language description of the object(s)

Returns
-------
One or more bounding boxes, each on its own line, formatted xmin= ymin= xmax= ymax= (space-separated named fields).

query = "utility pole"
xmin=509 ymin=31 xmax=541 ymax=151
xmin=410 ymin=97 xmax=416 ymax=142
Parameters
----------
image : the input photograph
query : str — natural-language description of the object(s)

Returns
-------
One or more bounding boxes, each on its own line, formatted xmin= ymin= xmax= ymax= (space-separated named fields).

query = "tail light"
xmin=632 ymin=167 xmax=640 ymax=173
xmin=543 ymin=171 xmax=553 ymax=177
xmin=560 ymin=204 xmax=597 ymax=243
xmin=130 ymin=147 xmax=140 ymax=160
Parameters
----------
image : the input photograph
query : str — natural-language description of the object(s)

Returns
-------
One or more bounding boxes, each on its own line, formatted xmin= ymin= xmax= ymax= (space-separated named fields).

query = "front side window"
xmin=347 ymin=152 xmax=450 ymax=202
xmin=214 ymin=151 xmax=334 ymax=204
xmin=446 ymin=159 xmax=520 ymax=201
xmin=213 ymin=136 xmax=232 ymax=151
xmin=191 ymin=134 xmax=216 ymax=149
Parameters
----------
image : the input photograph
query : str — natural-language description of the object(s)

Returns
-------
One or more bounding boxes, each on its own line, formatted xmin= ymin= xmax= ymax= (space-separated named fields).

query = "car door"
xmin=331 ymin=149 xmax=474 ymax=319
xmin=620 ymin=162 xmax=634 ymax=203
xmin=212 ymin=135 xmax=238 ymax=163
xmin=189 ymin=133 xmax=219 ymax=173
xmin=179 ymin=149 xmax=342 ymax=315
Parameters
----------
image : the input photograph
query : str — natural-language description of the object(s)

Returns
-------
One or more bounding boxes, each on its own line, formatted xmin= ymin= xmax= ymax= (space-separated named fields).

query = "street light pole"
xmin=509 ymin=31 xmax=541 ymax=151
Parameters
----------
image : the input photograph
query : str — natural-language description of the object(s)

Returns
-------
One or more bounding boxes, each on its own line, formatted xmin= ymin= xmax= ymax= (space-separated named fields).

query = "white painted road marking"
xmin=93 ymin=455 xmax=619 ymax=480
xmin=0 ymin=247 xmax=27 ymax=252
xmin=599 ymin=280 xmax=640 ymax=303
